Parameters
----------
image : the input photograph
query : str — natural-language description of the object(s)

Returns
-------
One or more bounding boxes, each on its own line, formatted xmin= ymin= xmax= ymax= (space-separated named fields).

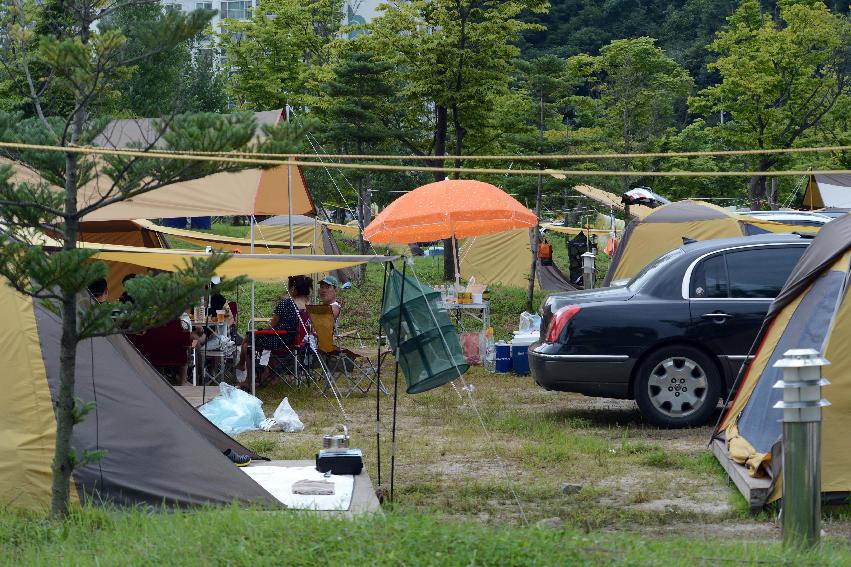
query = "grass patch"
xmin=3 ymin=506 xmax=851 ymax=566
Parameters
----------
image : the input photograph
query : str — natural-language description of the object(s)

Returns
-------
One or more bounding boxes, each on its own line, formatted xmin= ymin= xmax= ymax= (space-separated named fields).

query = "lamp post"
xmin=581 ymin=251 xmax=596 ymax=290
xmin=772 ymin=348 xmax=830 ymax=549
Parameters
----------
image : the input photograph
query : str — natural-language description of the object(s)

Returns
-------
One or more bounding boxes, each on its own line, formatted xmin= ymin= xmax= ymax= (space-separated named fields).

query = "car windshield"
xmin=626 ymin=248 xmax=685 ymax=290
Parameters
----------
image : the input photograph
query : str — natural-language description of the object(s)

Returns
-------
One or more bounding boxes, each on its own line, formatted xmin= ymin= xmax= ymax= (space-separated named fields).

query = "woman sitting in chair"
xmin=235 ymin=275 xmax=313 ymax=385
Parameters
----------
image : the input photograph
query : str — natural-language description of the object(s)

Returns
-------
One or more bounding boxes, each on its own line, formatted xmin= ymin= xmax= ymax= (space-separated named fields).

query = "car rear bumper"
xmin=528 ymin=344 xmax=634 ymax=399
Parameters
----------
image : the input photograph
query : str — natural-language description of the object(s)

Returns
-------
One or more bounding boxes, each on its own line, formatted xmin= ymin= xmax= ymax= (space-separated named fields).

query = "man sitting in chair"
xmin=318 ymin=275 xmax=343 ymax=332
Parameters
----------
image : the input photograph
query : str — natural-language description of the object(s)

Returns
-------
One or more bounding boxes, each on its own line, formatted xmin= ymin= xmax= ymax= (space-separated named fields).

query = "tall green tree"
xmin=690 ymin=0 xmax=851 ymax=208
xmin=365 ymin=0 xmax=548 ymax=279
xmin=0 ymin=0 xmax=302 ymax=519
xmin=565 ymin=37 xmax=693 ymax=193
xmin=219 ymin=0 xmax=343 ymax=110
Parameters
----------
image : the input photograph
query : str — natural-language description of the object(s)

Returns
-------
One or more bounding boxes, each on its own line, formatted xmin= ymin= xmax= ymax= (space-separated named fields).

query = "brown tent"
xmin=0 ymin=279 xmax=279 ymax=510
xmin=712 ymin=213 xmax=851 ymax=511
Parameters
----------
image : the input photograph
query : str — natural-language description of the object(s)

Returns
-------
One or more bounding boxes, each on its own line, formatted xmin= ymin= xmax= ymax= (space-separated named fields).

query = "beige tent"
xmin=459 ymin=229 xmax=532 ymax=289
xmin=602 ymin=201 xmax=821 ymax=286
xmin=712 ymin=214 xmax=851 ymax=511
xmin=802 ymin=173 xmax=851 ymax=210
xmin=459 ymin=229 xmax=576 ymax=291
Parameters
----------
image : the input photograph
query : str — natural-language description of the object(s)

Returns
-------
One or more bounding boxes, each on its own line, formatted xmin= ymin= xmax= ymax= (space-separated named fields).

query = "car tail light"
xmin=545 ymin=305 xmax=580 ymax=343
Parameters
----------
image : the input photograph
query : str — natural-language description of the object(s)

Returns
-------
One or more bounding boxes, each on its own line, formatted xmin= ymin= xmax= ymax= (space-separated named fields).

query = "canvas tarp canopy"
xmin=132 ymin=219 xmax=310 ymax=252
xmin=89 ymin=246 xmax=393 ymax=281
xmin=541 ymin=223 xmax=612 ymax=236
xmin=571 ymin=184 xmax=654 ymax=219
xmin=0 ymin=279 xmax=279 ymax=510
xmin=802 ymin=174 xmax=851 ymax=209
xmin=714 ymin=213 xmax=851 ymax=509
xmin=29 ymin=109 xmax=315 ymax=221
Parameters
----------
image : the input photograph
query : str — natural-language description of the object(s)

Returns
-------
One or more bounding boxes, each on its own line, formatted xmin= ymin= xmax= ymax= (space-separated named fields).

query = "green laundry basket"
xmin=379 ymin=268 xmax=469 ymax=394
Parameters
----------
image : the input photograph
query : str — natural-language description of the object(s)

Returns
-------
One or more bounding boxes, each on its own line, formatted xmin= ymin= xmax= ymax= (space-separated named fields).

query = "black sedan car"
xmin=530 ymin=234 xmax=811 ymax=428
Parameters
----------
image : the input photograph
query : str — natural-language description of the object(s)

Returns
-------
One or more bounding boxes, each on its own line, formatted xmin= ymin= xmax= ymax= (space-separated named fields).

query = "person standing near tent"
xmin=538 ymin=239 xmax=553 ymax=266
xmin=235 ymin=275 xmax=314 ymax=385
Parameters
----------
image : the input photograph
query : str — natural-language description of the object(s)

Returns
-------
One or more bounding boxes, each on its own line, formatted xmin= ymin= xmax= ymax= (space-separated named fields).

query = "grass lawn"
xmin=4 ymin=507 xmax=851 ymax=566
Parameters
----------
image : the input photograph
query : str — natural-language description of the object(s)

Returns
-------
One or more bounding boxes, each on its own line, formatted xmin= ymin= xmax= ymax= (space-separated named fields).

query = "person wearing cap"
xmin=318 ymin=275 xmax=343 ymax=327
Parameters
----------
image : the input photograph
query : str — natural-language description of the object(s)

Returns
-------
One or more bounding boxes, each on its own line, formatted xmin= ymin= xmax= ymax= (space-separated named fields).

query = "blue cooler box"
xmin=510 ymin=334 xmax=537 ymax=375
xmin=511 ymin=345 xmax=530 ymax=375
xmin=495 ymin=343 xmax=512 ymax=373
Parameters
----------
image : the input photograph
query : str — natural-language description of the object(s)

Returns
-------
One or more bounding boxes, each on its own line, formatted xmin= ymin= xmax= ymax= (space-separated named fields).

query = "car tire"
xmin=634 ymin=345 xmax=721 ymax=428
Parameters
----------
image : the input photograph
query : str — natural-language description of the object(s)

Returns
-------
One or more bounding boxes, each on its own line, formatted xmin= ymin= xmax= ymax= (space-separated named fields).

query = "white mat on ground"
xmin=241 ymin=466 xmax=354 ymax=510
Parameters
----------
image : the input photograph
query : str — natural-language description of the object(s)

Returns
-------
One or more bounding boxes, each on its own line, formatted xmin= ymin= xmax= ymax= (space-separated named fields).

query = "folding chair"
xmin=308 ymin=304 xmax=388 ymax=397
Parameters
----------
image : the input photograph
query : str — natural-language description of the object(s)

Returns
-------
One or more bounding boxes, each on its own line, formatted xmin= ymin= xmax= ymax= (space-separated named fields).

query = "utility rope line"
xmin=61 ymin=143 xmax=851 ymax=161
xmin=1 ymin=141 xmax=849 ymax=178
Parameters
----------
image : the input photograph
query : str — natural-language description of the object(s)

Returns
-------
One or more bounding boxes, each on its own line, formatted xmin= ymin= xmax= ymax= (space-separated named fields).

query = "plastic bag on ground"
xmin=272 ymin=397 xmax=304 ymax=432
xmin=199 ymin=383 xmax=265 ymax=435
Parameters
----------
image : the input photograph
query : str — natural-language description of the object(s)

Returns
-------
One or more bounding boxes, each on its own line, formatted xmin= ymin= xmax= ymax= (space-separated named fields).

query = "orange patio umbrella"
xmin=364 ymin=179 xmax=537 ymax=284
xmin=364 ymin=179 xmax=537 ymax=244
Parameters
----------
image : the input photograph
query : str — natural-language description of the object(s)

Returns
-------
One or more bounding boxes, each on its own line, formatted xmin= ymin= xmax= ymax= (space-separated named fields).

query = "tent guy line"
xmin=2 ymin=141 xmax=850 ymax=179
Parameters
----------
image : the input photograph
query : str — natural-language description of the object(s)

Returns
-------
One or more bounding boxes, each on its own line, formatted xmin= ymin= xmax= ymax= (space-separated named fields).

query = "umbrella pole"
xmin=390 ymin=260 xmax=407 ymax=504
xmin=376 ymin=261 xmax=390 ymax=487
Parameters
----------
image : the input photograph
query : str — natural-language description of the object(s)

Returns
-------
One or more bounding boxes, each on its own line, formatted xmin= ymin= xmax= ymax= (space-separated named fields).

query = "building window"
xmin=220 ymin=1 xmax=251 ymax=20
xmin=196 ymin=1 xmax=213 ymax=9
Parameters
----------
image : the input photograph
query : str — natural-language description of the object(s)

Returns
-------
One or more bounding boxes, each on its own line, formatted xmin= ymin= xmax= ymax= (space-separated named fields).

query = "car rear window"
xmin=726 ymin=246 xmax=806 ymax=298
xmin=627 ymin=248 xmax=684 ymax=290
xmin=690 ymin=254 xmax=727 ymax=298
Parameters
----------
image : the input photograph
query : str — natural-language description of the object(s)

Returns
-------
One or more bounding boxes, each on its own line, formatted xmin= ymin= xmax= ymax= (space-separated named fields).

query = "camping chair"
xmin=308 ymin=304 xmax=388 ymax=397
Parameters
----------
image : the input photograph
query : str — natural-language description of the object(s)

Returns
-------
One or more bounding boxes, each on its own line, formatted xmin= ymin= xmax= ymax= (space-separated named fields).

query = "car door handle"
xmin=701 ymin=312 xmax=733 ymax=320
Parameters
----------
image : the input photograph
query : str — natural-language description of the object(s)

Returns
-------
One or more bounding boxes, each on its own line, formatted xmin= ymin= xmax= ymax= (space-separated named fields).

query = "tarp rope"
xmin=59 ymin=142 xmax=851 ymax=162
xmin=1 ymin=141 xmax=849 ymax=179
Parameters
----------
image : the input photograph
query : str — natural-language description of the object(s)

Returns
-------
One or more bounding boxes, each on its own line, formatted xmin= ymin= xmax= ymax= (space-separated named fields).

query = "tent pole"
xmin=390 ymin=259 xmax=407 ymax=503
xmin=376 ymin=261 xmax=390 ymax=487
xmin=250 ymin=215 xmax=256 ymax=396
xmin=287 ymin=103 xmax=294 ymax=254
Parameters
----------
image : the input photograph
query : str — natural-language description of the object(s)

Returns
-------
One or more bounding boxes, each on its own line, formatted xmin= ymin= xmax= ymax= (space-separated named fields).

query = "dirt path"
xmin=236 ymin=365 xmax=850 ymax=541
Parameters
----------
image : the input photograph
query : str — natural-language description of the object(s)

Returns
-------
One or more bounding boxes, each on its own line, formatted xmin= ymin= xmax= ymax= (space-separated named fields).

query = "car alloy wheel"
xmin=646 ymin=356 xmax=708 ymax=419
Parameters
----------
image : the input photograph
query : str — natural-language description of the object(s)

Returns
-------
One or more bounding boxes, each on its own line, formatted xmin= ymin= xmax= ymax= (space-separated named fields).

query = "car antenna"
xmin=682 ymin=236 xmax=698 ymax=245
xmin=792 ymin=232 xmax=816 ymax=239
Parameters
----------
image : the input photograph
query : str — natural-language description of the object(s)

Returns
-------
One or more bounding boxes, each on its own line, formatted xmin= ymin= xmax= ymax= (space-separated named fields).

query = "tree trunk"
xmin=748 ymin=175 xmax=766 ymax=209
xmin=52 ymin=117 xmax=83 ymax=519
xmin=768 ymin=178 xmax=779 ymax=210
xmin=431 ymin=104 xmax=455 ymax=282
